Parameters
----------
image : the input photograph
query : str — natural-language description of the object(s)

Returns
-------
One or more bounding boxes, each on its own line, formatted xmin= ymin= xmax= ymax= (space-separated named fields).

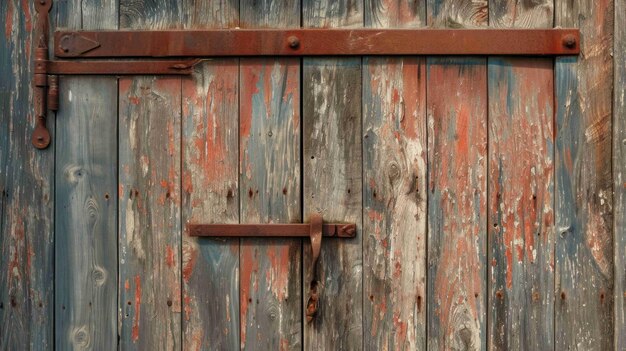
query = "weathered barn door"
xmin=1 ymin=0 xmax=623 ymax=350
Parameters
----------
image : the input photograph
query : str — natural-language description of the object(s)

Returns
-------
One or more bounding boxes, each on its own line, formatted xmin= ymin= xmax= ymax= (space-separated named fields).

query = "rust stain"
xmin=182 ymin=242 xmax=198 ymax=283
xmin=20 ymin=0 xmax=31 ymax=32
xmin=165 ymin=245 xmax=175 ymax=268
xmin=266 ymin=246 xmax=290 ymax=301
xmin=132 ymin=275 xmax=142 ymax=342
xmin=5 ymin=0 xmax=13 ymax=40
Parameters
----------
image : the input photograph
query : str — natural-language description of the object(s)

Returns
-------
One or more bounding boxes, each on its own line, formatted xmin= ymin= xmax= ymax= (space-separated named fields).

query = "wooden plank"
xmin=487 ymin=2 xmax=554 ymax=350
xmin=118 ymin=76 xmax=182 ymax=350
xmin=54 ymin=1 xmax=118 ymax=350
xmin=118 ymin=3 xmax=183 ymax=350
xmin=303 ymin=1 xmax=363 ymax=349
xmin=363 ymin=1 xmax=426 ymax=350
xmin=615 ymin=0 xmax=626 ymax=347
xmin=180 ymin=2 xmax=240 ymax=350
xmin=426 ymin=1 xmax=487 ymax=350
xmin=555 ymin=0 xmax=614 ymax=349
xmin=4 ymin=0 xmax=53 ymax=348
xmin=426 ymin=56 xmax=487 ymax=351
xmin=239 ymin=2 xmax=301 ymax=349
xmin=487 ymin=58 xmax=555 ymax=350
xmin=0 ymin=1 xmax=54 ymax=349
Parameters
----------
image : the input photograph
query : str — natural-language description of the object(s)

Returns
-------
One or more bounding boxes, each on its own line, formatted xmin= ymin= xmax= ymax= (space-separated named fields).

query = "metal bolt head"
xmin=287 ymin=36 xmax=300 ymax=49
xmin=563 ymin=34 xmax=577 ymax=49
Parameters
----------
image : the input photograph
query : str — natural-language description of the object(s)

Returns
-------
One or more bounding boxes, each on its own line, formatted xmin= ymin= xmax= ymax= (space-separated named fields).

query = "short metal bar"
xmin=47 ymin=59 xmax=203 ymax=75
xmin=54 ymin=28 xmax=580 ymax=58
xmin=187 ymin=223 xmax=357 ymax=238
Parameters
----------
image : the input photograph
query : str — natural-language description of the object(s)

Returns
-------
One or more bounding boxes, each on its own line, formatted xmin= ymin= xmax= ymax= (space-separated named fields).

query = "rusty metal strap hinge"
xmin=187 ymin=213 xmax=356 ymax=322
xmin=33 ymin=0 xmax=580 ymax=149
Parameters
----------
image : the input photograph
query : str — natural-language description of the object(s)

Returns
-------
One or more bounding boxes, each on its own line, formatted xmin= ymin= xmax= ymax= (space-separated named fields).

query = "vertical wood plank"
xmin=487 ymin=58 xmax=555 ymax=350
xmin=303 ymin=1 xmax=363 ymax=349
xmin=54 ymin=1 xmax=118 ymax=350
xmin=363 ymin=1 xmax=426 ymax=350
xmin=119 ymin=76 xmax=182 ymax=351
xmin=118 ymin=3 xmax=183 ymax=350
xmin=426 ymin=1 xmax=488 ymax=350
xmin=182 ymin=62 xmax=239 ymax=351
xmin=0 ymin=1 xmax=54 ymax=349
xmin=239 ymin=2 xmax=301 ymax=349
xmin=555 ymin=0 xmax=614 ymax=349
xmin=487 ymin=1 xmax=554 ymax=350
xmin=615 ymin=0 xmax=626 ymax=348
xmin=180 ymin=2 xmax=240 ymax=350
xmin=426 ymin=57 xmax=487 ymax=351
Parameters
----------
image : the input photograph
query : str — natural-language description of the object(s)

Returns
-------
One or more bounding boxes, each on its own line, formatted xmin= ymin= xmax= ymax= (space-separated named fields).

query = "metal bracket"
xmin=188 ymin=213 xmax=355 ymax=322
xmin=32 ymin=0 xmax=581 ymax=149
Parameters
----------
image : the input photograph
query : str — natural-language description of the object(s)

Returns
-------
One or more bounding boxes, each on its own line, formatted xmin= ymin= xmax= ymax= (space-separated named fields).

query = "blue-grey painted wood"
xmin=238 ymin=1 xmax=302 ymax=349
xmin=487 ymin=1 xmax=555 ymax=350
xmin=118 ymin=2 xmax=183 ymax=350
xmin=1 ymin=1 xmax=54 ymax=349
xmin=303 ymin=2 xmax=364 ymax=349
xmin=555 ymin=0 xmax=615 ymax=349
xmin=180 ymin=2 xmax=240 ymax=351
xmin=54 ymin=1 xmax=118 ymax=350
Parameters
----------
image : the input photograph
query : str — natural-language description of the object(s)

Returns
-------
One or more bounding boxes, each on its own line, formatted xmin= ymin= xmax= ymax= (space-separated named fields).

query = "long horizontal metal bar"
xmin=187 ymin=223 xmax=357 ymax=238
xmin=47 ymin=59 xmax=203 ymax=75
xmin=54 ymin=28 xmax=580 ymax=58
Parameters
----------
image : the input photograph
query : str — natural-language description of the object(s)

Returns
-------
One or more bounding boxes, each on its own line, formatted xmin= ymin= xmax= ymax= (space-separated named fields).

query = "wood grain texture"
xmin=239 ymin=58 xmax=301 ymax=350
xmin=118 ymin=3 xmax=183 ymax=350
xmin=488 ymin=0 xmax=552 ymax=28
xmin=180 ymin=2 xmax=239 ymax=350
xmin=54 ymin=1 xmax=118 ymax=350
xmin=118 ymin=76 xmax=182 ymax=351
xmin=555 ymin=0 xmax=614 ymax=349
xmin=427 ymin=0 xmax=487 ymax=27
xmin=427 ymin=2 xmax=487 ymax=350
xmin=487 ymin=58 xmax=555 ymax=350
xmin=55 ymin=78 xmax=118 ymax=351
xmin=182 ymin=61 xmax=240 ymax=351
xmin=615 ymin=0 xmax=626 ymax=348
xmin=303 ymin=3 xmax=363 ymax=349
xmin=363 ymin=57 xmax=427 ymax=351
xmin=487 ymin=2 xmax=554 ymax=350
xmin=0 ymin=1 xmax=54 ymax=349
xmin=426 ymin=57 xmax=487 ymax=351
xmin=363 ymin=2 xmax=426 ymax=350
xmin=238 ymin=2 xmax=301 ymax=350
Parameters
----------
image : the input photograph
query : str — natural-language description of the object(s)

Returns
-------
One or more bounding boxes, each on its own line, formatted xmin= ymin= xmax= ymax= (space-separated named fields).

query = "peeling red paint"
xmin=132 ymin=275 xmax=142 ymax=342
xmin=5 ymin=0 xmax=13 ymax=40
xmin=165 ymin=245 xmax=175 ymax=268
xmin=182 ymin=243 xmax=198 ymax=283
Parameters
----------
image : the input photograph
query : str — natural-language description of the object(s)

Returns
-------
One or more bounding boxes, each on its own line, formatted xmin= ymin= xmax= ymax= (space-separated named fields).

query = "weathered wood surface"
xmin=54 ymin=1 xmax=118 ymax=350
xmin=555 ymin=0 xmax=615 ymax=349
xmin=180 ymin=2 xmax=240 ymax=350
xmin=615 ymin=0 xmax=626 ymax=348
xmin=182 ymin=61 xmax=240 ymax=351
xmin=238 ymin=1 xmax=302 ymax=349
xmin=487 ymin=58 xmax=555 ymax=350
xmin=426 ymin=57 xmax=487 ymax=351
xmin=1 ymin=1 xmax=54 ymax=349
xmin=426 ymin=1 xmax=487 ymax=350
xmin=363 ymin=1 xmax=426 ymax=350
xmin=303 ymin=1 xmax=363 ymax=349
xmin=118 ymin=2 xmax=184 ymax=350
xmin=487 ymin=1 xmax=555 ymax=350
xmin=118 ymin=76 xmax=182 ymax=351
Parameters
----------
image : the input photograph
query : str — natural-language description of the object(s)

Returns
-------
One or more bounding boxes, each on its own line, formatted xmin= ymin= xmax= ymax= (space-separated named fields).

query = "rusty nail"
xmin=563 ymin=35 xmax=577 ymax=49
xmin=287 ymin=36 xmax=300 ymax=49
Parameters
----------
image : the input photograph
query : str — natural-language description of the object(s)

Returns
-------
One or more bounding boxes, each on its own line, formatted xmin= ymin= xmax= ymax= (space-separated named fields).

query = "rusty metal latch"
xmin=187 ymin=213 xmax=355 ymax=322
xmin=32 ymin=0 xmax=580 ymax=149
